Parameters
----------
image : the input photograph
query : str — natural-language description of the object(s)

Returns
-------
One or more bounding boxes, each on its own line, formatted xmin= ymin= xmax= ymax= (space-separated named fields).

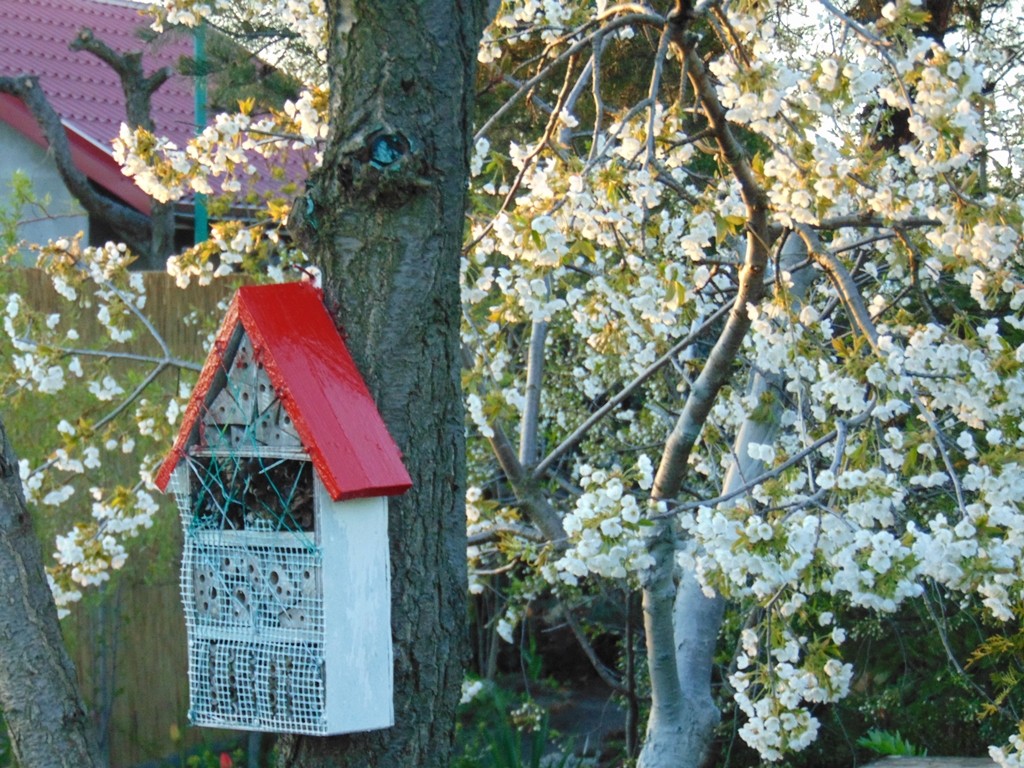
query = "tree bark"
xmin=0 ymin=417 xmax=103 ymax=768
xmin=278 ymin=2 xmax=488 ymax=766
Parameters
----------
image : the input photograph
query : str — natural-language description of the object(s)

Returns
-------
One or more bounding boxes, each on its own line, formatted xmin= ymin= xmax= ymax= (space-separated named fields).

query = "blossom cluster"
xmin=113 ymin=87 xmax=326 ymax=206
xmin=730 ymin=627 xmax=852 ymax=760
xmin=2 ymin=236 xmax=190 ymax=616
xmin=114 ymin=87 xmax=326 ymax=284
xmin=545 ymin=460 xmax=657 ymax=587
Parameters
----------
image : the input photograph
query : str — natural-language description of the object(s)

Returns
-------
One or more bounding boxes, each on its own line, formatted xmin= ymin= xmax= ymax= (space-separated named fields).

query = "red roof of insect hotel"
xmin=155 ymin=281 xmax=413 ymax=501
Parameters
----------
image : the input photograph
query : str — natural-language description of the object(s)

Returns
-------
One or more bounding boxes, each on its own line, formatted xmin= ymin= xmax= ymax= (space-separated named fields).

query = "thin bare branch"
xmin=14 ymin=340 xmax=200 ymax=373
xmin=467 ymin=522 xmax=546 ymax=546
xmin=465 ymin=54 xmax=581 ymax=254
xmin=658 ymin=398 xmax=876 ymax=518
xmin=474 ymin=13 xmax=663 ymax=143
xmin=812 ymin=213 xmax=941 ymax=231
xmin=644 ymin=28 xmax=672 ymax=169
xmin=560 ymin=599 xmax=628 ymax=694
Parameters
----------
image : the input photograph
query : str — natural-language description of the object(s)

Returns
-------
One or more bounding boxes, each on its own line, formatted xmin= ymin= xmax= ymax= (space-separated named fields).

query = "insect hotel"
xmin=155 ymin=281 xmax=411 ymax=736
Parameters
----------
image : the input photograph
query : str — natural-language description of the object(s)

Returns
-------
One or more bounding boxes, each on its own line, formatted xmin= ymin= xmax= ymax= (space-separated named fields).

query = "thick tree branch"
xmin=70 ymin=29 xmax=172 ymax=131
xmin=638 ymin=519 xmax=696 ymax=765
xmin=794 ymin=226 xmax=879 ymax=349
xmin=638 ymin=17 xmax=772 ymax=767
xmin=70 ymin=29 xmax=177 ymax=267
xmin=650 ymin=25 xmax=771 ymax=502
xmin=518 ymin=317 xmax=547 ymax=467
xmin=487 ymin=422 xmax=568 ymax=547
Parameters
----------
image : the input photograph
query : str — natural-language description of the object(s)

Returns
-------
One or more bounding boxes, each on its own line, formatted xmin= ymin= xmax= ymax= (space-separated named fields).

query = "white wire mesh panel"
xmin=186 ymin=535 xmax=323 ymax=636
xmin=177 ymin=448 xmax=330 ymax=733
xmin=186 ymin=637 xmax=326 ymax=733
xmin=179 ymin=472 xmax=330 ymax=732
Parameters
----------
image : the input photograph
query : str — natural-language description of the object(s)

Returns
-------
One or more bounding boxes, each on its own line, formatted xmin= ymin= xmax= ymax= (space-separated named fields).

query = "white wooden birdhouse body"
xmin=156 ymin=282 xmax=411 ymax=736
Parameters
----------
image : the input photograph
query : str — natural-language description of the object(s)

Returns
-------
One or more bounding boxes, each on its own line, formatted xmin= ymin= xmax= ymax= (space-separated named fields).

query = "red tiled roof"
xmin=0 ymin=0 xmax=197 ymax=212
xmin=155 ymin=282 xmax=414 ymax=502
xmin=1 ymin=0 xmax=309 ymax=221
xmin=0 ymin=0 xmax=195 ymax=149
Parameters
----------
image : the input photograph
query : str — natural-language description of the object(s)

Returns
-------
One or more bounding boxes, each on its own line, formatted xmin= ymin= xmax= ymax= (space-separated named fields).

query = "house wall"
xmin=0 ymin=122 xmax=88 ymax=260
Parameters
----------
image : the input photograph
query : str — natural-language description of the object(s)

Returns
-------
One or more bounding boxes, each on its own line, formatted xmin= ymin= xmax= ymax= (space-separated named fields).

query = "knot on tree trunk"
xmin=328 ymin=126 xmax=432 ymax=206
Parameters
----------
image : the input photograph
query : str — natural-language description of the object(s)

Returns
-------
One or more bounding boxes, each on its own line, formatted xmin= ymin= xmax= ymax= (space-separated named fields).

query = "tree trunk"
xmin=0 ymin=418 xmax=103 ymax=768
xmin=639 ymin=239 xmax=817 ymax=768
xmin=278 ymin=2 xmax=487 ymax=766
xmin=70 ymin=28 xmax=177 ymax=269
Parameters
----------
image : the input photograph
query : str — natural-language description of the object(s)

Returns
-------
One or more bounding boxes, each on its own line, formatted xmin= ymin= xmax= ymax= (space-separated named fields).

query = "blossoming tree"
xmin=3 ymin=0 xmax=1024 ymax=766
xmin=463 ymin=0 xmax=1024 ymax=764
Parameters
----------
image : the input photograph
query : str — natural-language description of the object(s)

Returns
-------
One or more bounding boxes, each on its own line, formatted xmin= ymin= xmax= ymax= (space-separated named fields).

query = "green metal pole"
xmin=194 ymin=22 xmax=209 ymax=244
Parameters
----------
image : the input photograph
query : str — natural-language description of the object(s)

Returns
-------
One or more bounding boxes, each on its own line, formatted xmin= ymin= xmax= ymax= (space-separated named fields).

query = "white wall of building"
xmin=0 ymin=122 xmax=88 ymax=262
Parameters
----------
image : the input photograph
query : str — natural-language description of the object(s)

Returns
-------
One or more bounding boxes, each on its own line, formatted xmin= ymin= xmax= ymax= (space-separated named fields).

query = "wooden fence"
xmin=6 ymin=268 xmax=243 ymax=766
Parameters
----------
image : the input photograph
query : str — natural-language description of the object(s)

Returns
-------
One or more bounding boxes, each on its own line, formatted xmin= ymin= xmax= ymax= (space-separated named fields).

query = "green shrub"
xmin=857 ymin=729 xmax=927 ymax=757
